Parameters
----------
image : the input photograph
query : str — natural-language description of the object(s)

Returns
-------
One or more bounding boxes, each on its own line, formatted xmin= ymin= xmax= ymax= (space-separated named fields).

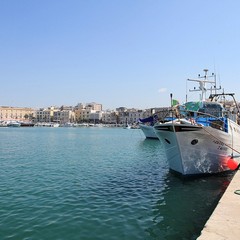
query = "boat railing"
xmin=174 ymin=108 xmax=229 ymax=132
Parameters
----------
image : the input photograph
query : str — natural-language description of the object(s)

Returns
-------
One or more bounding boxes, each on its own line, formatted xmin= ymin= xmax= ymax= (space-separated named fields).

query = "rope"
xmin=201 ymin=126 xmax=240 ymax=155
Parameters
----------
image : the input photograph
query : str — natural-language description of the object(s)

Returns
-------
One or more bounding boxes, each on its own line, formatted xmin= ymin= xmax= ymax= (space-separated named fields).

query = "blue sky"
xmin=1 ymin=0 xmax=240 ymax=110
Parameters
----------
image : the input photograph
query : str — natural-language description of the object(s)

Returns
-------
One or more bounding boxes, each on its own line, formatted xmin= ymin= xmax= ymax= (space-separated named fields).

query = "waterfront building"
xmin=35 ymin=106 xmax=75 ymax=124
xmin=75 ymin=102 xmax=102 ymax=123
xmin=53 ymin=109 xmax=75 ymax=124
xmin=89 ymin=111 xmax=102 ymax=124
xmin=128 ymin=109 xmax=145 ymax=124
xmin=75 ymin=102 xmax=102 ymax=111
xmin=115 ymin=107 xmax=172 ymax=125
xmin=116 ymin=108 xmax=149 ymax=124
xmin=0 ymin=106 xmax=34 ymax=122
xmin=102 ymin=110 xmax=118 ymax=124
xmin=35 ymin=106 xmax=59 ymax=123
xmin=152 ymin=107 xmax=172 ymax=121
xmin=116 ymin=107 xmax=128 ymax=113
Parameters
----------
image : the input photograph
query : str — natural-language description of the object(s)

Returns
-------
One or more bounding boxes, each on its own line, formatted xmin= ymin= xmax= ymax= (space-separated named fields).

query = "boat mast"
xmin=187 ymin=69 xmax=221 ymax=101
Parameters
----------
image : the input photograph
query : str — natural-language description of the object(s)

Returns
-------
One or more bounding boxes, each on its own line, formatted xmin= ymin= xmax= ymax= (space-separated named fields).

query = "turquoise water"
xmin=0 ymin=127 xmax=233 ymax=240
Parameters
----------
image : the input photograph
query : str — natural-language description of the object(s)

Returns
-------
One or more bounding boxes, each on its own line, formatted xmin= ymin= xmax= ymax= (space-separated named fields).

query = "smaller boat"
xmin=7 ymin=121 xmax=21 ymax=127
xmin=63 ymin=122 xmax=74 ymax=127
xmin=139 ymin=115 xmax=159 ymax=139
xmin=0 ymin=121 xmax=8 ymax=127
xmin=20 ymin=122 xmax=35 ymax=127
xmin=123 ymin=119 xmax=131 ymax=129
xmin=51 ymin=123 xmax=60 ymax=127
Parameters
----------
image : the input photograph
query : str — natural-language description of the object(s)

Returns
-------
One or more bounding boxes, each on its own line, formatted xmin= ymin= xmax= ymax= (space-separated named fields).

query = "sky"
xmin=1 ymin=0 xmax=240 ymax=110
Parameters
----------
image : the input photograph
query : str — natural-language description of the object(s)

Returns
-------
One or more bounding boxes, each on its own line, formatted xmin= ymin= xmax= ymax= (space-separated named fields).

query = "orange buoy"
xmin=227 ymin=158 xmax=239 ymax=170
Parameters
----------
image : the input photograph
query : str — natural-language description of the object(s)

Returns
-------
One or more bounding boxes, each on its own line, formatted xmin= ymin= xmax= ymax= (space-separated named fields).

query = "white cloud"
xmin=158 ymin=88 xmax=167 ymax=93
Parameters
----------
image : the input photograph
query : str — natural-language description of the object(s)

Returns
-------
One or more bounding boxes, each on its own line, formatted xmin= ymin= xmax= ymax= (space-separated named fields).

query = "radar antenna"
xmin=187 ymin=69 xmax=221 ymax=101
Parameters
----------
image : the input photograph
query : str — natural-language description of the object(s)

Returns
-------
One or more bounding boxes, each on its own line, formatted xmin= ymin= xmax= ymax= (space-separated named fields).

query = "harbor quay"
xmin=197 ymin=169 xmax=240 ymax=240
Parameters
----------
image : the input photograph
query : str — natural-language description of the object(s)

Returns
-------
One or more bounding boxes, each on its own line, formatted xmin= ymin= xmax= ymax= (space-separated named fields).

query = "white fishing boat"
xmin=154 ymin=69 xmax=240 ymax=176
xmin=139 ymin=115 xmax=159 ymax=139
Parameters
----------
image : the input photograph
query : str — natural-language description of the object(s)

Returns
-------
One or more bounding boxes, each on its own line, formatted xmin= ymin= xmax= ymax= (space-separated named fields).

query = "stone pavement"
xmin=197 ymin=170 xmax=240 ymax=240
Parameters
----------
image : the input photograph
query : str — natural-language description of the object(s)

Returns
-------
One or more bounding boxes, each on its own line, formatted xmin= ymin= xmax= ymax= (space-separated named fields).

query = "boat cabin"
xmin=183 ymin=101 xmax=223 ymax=118
xmin=176 ymin=101 xmax=228 ymax=131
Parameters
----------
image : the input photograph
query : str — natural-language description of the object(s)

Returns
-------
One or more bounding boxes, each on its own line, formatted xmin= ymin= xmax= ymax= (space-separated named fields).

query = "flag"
xmin=172 ymin=99 xmax=179 ymax=106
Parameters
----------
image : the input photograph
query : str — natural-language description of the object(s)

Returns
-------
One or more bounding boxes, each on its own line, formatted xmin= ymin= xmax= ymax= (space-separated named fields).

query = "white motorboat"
xmin=51 ymin=123 xmax=60 ymax=127
xmin=0 ymin=121 xmax=8 ymax=127
xmin=7 ymin=121 xmax=21 ymax=127
xmin=154 ymin=70 xmax=240 ymax=176
xmin=139 ymin=124 xmax=158 ymax=139
xmin=139 ymin=115 xmax=159 ymax=139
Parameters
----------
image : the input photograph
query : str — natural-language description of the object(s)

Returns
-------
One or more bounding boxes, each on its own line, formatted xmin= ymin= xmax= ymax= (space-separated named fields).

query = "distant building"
xmin=57 ymin=105 xmax=75 ymax=123
xmin=0 ymin=106 xmax=34 ymax=121
xmin=114 ymin=107 xmax=171 ymax=124
xmin=35 ymin=106 xmax=59 ymax=123
xmin=75 ymin=102 xmax=102 ymax=122
xmin=102 ymin=110 xmax=117 ymax=124
xmin=116 ymin=107 xmax=128 ymax=113
xmin=89 ymin=111 xmax=102 ymax=123
xmin=127 ymin=109 xmax=145 ymax=124
xmin=87 ymin=102 xmax=102 ymax=111
xmin=35 ymin=106 xmax=75 ymax=124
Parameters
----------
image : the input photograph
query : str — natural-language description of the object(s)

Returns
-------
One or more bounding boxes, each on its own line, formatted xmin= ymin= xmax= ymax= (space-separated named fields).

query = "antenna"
xmin=187 ymin=69 xmax=221 ymax=101
xmin=203 ymin=69 xmax=208 ymax=79
xmin=186 ymin=79 xmax=188 ymax=102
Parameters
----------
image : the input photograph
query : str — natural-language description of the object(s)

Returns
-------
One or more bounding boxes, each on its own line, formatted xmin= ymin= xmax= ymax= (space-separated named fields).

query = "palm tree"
xmin=24 ymin=114 xmax=29 ymax=121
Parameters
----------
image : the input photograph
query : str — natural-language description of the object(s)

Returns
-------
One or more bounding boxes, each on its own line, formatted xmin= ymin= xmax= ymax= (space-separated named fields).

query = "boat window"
xmin=210 ymin=120 xmax=224 ymax=130
xmin=198 ymin=102 xmax=223 ymax=117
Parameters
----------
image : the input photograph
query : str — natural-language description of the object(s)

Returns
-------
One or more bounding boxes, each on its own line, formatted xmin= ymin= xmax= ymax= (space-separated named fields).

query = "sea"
xmin=0 ymin=127 xmax=234 ymax=240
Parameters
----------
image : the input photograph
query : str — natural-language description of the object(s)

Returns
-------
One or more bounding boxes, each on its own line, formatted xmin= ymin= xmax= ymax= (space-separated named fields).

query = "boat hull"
xmin=154 ymin=121 xmax=240 ymax=176
xmin=139 ymin=124 xmax=158 ymax=139
xmin=7 ymin=121 xmax=21 ymax=127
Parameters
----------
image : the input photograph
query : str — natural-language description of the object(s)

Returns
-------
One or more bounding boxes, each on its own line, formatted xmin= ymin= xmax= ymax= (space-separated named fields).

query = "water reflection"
xmin=147 ymin=172 xmax=234 ymax=240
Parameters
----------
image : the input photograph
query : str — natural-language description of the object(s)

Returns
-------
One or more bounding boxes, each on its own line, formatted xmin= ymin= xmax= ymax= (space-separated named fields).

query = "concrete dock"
xmin=197 ymin=169 xmax=240 ymax=239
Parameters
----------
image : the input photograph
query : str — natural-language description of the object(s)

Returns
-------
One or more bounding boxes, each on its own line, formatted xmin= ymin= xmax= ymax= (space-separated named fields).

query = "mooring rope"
xmin=201 ymin=126 xmax=240 ymax=156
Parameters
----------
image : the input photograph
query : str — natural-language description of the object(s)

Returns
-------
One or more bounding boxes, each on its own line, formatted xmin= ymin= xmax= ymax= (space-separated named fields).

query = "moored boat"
xmin=139 ymin=115 xmax=159 ymax=139
xmin=154 ymin=70 xmax=240 ymax=176
xmin=0 ymin=121 xmax=8 ymax=127
xmin=20 ymin=122 xmax=35 ymax=127
xmin=7 ymin=121 xmax=21 ymax=127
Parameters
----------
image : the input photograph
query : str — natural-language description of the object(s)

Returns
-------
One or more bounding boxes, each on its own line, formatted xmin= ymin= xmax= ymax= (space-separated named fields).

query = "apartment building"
xmin=116 ymin=108 xmax=147 ymax=124
xmin=35 ymin=106 xmax=58 ymax=122
xmin=53 ymin=106 xmax=75 ymax=123
xmin=75 ymin=102 xmax=102 ymax=122
xmin=115 ymin=107 xmax=171 ymax=124
xmin=102 ymin=110 xmax=118 ymax=124
xmin=35 ymin=106 xmax=75 ymax=123
xmin=0 ymin=106 xmax=34 ymax=121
